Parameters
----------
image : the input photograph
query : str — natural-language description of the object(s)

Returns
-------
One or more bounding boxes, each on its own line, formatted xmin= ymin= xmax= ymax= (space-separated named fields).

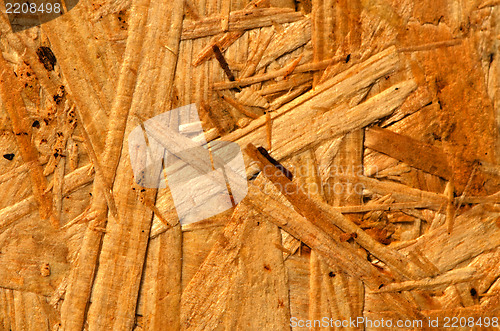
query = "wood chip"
xmin=364 ymin=126 xmax=451 ymax=179
xmin=181 ymin=8 xmax=304 ymax=40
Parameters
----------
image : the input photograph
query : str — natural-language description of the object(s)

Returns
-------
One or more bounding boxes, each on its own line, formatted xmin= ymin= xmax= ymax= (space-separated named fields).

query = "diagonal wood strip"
xmin=365 ymin=126 xmax=451 ymax=179
xmin=255 ymin=19 xmax=311 ymax=71
xmin=245 ymin=143 xmax=429 ymax=280
xmin=217 ymin=47 xmax=409 ymax=171
xmin=380 ymin=85 xmax=433 ymax=127
xmin=246 ymin=176 xmax=378 ymax=281
xmin=193 ymin=30 xmax=245 ymax=66
xmin=226 ymin=78 xmax=417 ymax=180
xmin=242 ymin=169 xmax=424 ymax=319
xmin=0 ymin=53 xmax=57 ymax=227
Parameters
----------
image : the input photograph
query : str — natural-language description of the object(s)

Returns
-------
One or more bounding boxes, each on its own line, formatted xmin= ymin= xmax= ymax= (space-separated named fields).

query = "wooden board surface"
xmin=0 ymin=0 xmax=499 ymax=329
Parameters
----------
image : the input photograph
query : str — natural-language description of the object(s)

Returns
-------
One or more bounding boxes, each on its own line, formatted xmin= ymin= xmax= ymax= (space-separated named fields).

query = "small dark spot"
xmin=24 ymin=83 xmax=28 ymax=87
xmin=257 ymin=221 xmax=260 ymax=226
xmin=328 ymin=271 xmax=335 ymax=278
xmin=431 ymin=132 xmax=442 ymax=141
xmin=43 ymin=119 xmax=50 ymax=125
xmin=378 ymin=284 xmax=384 ymax=289
xmin=54 ymin=152 xmax=59 ymax=158
xmin=26 ymin=72 xmax=31 ymax=77
xmin=470 ymin=288 xmax=477 ymax=296
xmin=249 ymin=171 xmax=261 ymax=181
xmin=264 ymin=264 xmax=271 ymax=271
xmin=89 ymin=193 xmax=92 ymax=196
xmin=3 ymin=153 xmax=14 ymax=161
xmin=345 ymin=54 xmax=351 ymax=63
xmin=140 ymin=189 xmax=146 ymax=192
xmin=395 ymin=87 xmax=399 ymax=90
xmin=36 ymin=46 xmax=57 ymax=71
xmin=32 ymin=120 xmax=40 ymax=128
xmin=53 ymin=94 xmax=63 ymax=104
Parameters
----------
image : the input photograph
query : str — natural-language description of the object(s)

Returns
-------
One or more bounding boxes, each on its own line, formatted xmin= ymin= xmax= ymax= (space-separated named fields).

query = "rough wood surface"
xmin=1 ymin=0 xmax=499 ymax=329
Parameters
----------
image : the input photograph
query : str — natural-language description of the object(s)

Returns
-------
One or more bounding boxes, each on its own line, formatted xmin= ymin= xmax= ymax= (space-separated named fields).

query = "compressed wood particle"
xmin=0 ymin=0 xmax=499 ymax=329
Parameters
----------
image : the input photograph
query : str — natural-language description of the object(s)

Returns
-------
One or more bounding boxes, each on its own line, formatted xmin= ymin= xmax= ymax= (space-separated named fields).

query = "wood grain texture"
xmin=365 ymin=126 xmax=451 ymax=179
xmin=0 ymin=0 xmax=500 ymax=328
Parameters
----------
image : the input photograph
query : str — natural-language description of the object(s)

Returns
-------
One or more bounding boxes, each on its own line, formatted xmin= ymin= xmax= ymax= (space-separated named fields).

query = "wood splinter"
xmin=212 ymin=45 xmax=236 ymax=81
xmin=265 ymin=111 xmax=272 ymax=151
xmin=140 ymin=195 xmax=177 ymax=229
xmin=254 ymin=146 xmax=292 ymax=180
xmin=218 ymin=92 xmax=260 ymax=119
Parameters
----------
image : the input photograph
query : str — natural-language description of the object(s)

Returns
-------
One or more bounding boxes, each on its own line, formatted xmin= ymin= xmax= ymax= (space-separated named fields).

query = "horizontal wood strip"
xmin=181 ymin=8 xmax=304 ymax=40
xmin=365 ymin=126 xmax=451 ymax=179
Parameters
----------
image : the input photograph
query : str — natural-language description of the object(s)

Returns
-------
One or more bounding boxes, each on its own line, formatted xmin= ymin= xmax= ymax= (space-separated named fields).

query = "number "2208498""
xmin=443 ymin=316 xmax=499 ymax=328
xmin=5 ymin=2 xmax=61 ymax=14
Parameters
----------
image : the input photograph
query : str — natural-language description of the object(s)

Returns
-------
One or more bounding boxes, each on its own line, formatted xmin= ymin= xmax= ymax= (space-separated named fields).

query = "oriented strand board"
xmin=0 ymin=0 xmax=499 ymax=329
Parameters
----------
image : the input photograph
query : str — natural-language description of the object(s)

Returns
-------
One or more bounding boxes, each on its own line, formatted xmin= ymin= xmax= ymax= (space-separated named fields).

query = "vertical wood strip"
xmin=311 ymin=0 xmax=365 ymax=327
xmin=59 ymin=0 xmax=183 ymax=328
xmin=85 ymin=0 xmax=184 ymax=328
